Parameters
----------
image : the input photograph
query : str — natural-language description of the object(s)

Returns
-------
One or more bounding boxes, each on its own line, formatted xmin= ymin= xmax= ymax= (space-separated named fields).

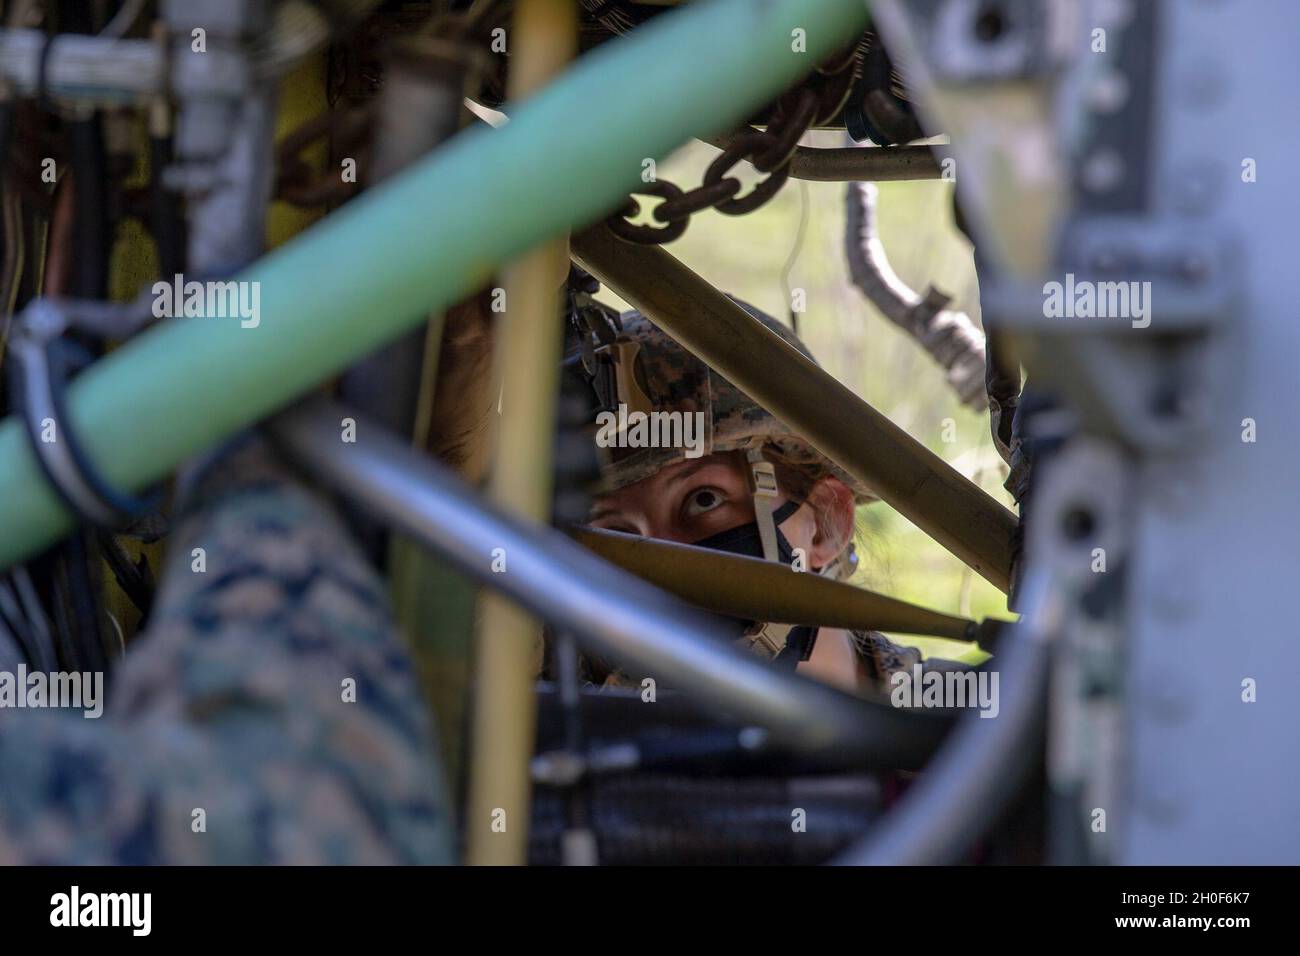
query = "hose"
xmin=845 ymin=180 xmax=988 ymax=408
xmin=531 ymin=773 xmax=883 ymax=865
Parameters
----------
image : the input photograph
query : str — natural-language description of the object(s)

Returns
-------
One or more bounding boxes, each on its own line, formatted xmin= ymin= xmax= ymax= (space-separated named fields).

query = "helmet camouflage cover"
xmin=595 ymin=298 xmax=877 ymax=504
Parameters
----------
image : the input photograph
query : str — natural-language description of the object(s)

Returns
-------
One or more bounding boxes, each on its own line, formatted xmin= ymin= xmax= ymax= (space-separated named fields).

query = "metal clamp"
xmin=745 ymin=446 xmax=782 ymax=564
xmin=747 ymin=449 xmax=780 ymax=499
xmin=8 ymin=299 xmax=159 ymax=528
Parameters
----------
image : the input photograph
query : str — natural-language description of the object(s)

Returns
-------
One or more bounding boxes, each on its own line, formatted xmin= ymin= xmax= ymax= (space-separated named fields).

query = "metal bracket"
xmin=7 ymin=299 xmax=160 ymax=528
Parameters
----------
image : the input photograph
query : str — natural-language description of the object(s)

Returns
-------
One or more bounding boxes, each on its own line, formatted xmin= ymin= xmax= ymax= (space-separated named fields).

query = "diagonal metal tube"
xmin=571 ymin=223 xmax=1017 ymax=593
xmin=573 ymin=526 xmax=978 ymax=641
xmin=704 ymin=134 xmax=943 ymax=182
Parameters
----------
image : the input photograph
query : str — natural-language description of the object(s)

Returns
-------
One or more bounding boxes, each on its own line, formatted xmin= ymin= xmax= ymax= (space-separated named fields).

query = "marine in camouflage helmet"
xmin=577 ymin=296 xmax=971 ymax=689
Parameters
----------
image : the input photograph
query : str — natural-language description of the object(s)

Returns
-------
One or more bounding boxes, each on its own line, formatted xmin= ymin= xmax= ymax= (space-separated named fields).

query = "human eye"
xmin=681 ymin=486 xmax=727 ymax=519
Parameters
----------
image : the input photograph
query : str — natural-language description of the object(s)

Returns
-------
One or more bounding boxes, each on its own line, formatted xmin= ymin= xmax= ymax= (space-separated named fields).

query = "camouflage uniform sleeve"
xmin=850 ymin=629 xmax=972 ymax=696
xmin=0 ymin=436 xmax=452 ymax=864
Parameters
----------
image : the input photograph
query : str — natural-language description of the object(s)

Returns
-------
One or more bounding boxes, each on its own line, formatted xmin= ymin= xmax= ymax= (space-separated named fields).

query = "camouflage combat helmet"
xmin=593 ymin=298 xmax=877 ymax=506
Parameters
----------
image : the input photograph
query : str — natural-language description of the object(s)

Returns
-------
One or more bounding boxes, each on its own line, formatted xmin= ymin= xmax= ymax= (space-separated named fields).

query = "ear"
xmin=805 ymin=476 xmax=855 ymax=570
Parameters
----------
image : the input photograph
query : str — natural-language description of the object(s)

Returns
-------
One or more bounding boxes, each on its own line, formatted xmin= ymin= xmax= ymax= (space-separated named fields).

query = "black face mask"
xmin=688 ymin=499 xmax=802 ymax=564
xmin=688 ymin=499 xmax=818 ymax=668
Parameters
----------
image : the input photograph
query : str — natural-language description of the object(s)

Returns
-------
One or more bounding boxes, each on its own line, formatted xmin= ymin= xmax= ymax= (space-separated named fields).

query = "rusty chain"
xmin=607 ymin=43 xmax=860 ymax=244
xmin=275 ymin=106 xmax=373 ymax=208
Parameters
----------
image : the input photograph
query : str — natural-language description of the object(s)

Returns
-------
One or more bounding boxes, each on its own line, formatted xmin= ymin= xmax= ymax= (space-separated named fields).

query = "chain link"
xmin=606 ymin=44 xmax=861 ymax=244
xmin=275 ymin=107 xmax=372 ymax=208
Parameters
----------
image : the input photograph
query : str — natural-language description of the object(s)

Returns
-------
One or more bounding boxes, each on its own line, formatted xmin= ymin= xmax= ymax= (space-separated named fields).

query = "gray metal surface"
xmin=164 ymin=0 xmax=275 ymax=273
xmin=880 ymin=0 xmax=1300 ymax=863
xmin=1117 ymin=0 xmax=1300 ymax=865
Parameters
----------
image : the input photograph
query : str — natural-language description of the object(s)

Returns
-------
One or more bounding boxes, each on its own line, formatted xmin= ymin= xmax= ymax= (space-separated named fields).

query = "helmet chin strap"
xmin=743 ymin=446 xmax=819 ymax=667
xmin=746 ymin=446 xmax=783 ymax=563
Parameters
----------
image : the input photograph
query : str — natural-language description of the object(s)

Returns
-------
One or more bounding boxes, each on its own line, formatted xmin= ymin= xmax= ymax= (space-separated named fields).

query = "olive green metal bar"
xmin=0 ymin=0 xmax=871 ymax=571
xmin=466 ymin=0 xmax=575 ymax=869
xmin=571 ymin=223 xmax=1017 ymax=593
xmin=573 ymin=527 xmax=977 ymax=640
xmin=704 ymin=133 xmax=943 ymax=181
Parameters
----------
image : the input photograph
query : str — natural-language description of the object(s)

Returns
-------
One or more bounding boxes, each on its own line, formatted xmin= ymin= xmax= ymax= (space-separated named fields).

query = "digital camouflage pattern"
xmin=598 ymin=300 xmax=878 ymax=504
xmin=0 ymin=437 xmax=451 ymax=865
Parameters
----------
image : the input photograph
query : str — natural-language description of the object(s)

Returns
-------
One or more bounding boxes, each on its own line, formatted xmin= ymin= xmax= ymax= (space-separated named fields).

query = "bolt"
xmin=1081 ymin=149 xmax=1125 ymax=193
xmin=1087 ymin=70 xmax=1130 ymax=113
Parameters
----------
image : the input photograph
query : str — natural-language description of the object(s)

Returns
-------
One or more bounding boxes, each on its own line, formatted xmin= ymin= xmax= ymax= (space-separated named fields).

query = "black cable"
xmin=57 ymin=0 xmax=98 ymax=35
xmin=0 ymin=101 xmax=14 ymax=180
xmin=0 ymin=577 xmax=53 ymax=670
xmin=67 ymin=113 xmax=109 ymax=299
xmin=61 ymin=530 xmax=108 ymax=674
xmin=45 ymin=549 xmax=84 ymax=672
xmin=531 ymin=773 xmax=882 ymax=865
xmin=11 ymin=566 xmax=56 ymax=669
xmin=10 ymin=30 xmax=110 ymax=668
xmin=35 ymin=33 xmax=60 ymax=113
xmin=149 ymin=131 xmax=186 ymax=279
xmin=845 ymin=36 xmax=923 ymax=146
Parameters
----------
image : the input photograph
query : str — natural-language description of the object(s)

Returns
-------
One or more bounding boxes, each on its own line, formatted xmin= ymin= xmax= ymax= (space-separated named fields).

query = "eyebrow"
xmin=662 ymin=457 xmax=728 ymax=488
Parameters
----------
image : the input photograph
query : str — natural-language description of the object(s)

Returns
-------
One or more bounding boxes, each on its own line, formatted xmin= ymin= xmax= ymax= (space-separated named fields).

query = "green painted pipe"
xmin=0 ymin=0 xmax=869 ymax=569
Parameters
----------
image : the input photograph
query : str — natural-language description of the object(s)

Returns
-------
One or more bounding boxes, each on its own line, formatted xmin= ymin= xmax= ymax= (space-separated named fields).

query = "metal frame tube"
xmin=0 ymin=29 xmax=172 ymax=103
xmin=832 ymin=570 xmax=1057 ymax=865
xmin=705 ymin=134 xmax=942 ymax=182
xmin=787 ymin=143 xmax=940 ymax=181
xmin=0 ymin=0 xmax=871 ymax=571
xmin=571 ymin=223 xmax=1017 ymax=592
xmin=466 ymin=0 xmax=577 ymax=868
xmin=268 ymin=397 xmax=954 ymax=770
xmin=574 ymin=527 xmax=977 ymax=640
